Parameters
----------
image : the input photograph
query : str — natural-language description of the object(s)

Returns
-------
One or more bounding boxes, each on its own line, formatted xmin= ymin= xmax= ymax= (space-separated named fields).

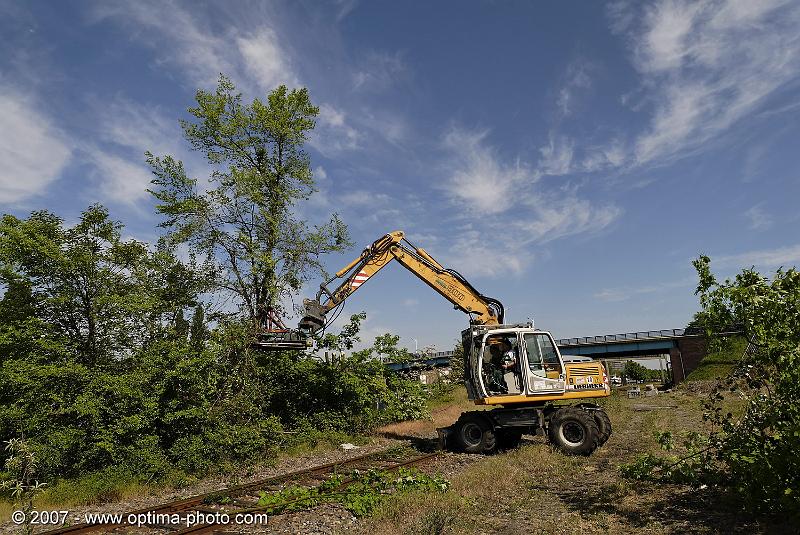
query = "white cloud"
xmin=339 ymin=191 xmax=389 ymax=207
xmin=538 ymin=135 xmax=575 ymax=176
xmin=744 ymin=203 xmax=773 ymax=231
xmin=93 ymin=3 xmax=392 ymax=157
xmin=439 ymin=127 xmax=621 ymax=277
xmin=91 ymin=3 xmax=297 ymax=93
xmin=514 ymin=194 xmax=622 ymax=244
xmin=442 ymin=127 xmax=528 ymax=214
xmin=556 ymin=60 xmax=593 ymax=116
xmin=86 ymin=149 xmax=153 ymax=206
xmin=98 ymin=97 xmax=180 ymax=156
xmin=0 ymin=88 xmax=71 ymax=203
xmin=352 ymin=50 xmax=407 ymax=92
xmin=593 ymin=278 xmax=694 ymax=302
xmin=310 ymin=103 xmax=361 ymax=156
xmin=443 ymin=230 xmax=529 ymax=279
xmin=612 ymin=0 xmax=800 ymax=166
xmin=715 ymin=244 xmax=800 ymax=269
xmin=236 ymin=28 xmax=299 ymax=90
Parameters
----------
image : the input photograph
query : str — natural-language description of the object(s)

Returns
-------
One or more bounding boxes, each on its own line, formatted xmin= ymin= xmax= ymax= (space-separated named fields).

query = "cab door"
xmin=521 ymin=332 xmax=566 ymax=394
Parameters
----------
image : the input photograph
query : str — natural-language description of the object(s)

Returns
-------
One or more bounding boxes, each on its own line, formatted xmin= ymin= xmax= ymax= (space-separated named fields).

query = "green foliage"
xmin=0 ymin=205 xmax=205 ymax=366
xmin=147 ymin=75 xmax=350 ymax=328
xmin=621 ymin=431 xmax=712 ymax=485
xmin=685 ymin=337 xmax=746 ymax=380
xmin=448 ymin=339 xmax=465 ymax=384
xmin=1 ymin=439 xmax=46 ymax=535
xmin=622 ymin=257 xmax=800 ymax=518
xmin=0 ymin=76 xmax=427 ymax=498
xmin=622 ymin=361 xmax=664 ymax=382
xmin=256 ymin=467 xmax=450 ymax=517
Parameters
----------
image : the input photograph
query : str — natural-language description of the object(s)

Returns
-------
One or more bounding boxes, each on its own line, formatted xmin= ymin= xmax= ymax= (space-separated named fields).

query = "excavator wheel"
xmin=496 ymin=429 xmax=523 ymax=451
xmin=547 ymin=407 xmax=600 ymax=456
xmin=592 ymin=409 xmax=613 ymax=447
xmin=454 ymin=413 xmax=497 ymax=454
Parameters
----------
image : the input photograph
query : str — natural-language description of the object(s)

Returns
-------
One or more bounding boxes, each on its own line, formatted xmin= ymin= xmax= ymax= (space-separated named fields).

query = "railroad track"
xmin=40 ymin=448 xmax=439 ymax=534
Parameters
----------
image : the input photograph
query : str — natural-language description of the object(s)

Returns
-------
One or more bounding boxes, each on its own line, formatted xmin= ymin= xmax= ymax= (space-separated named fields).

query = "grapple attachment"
xmin=298 ymin=299 xmax=326 ymax=333
xmin=252 ymin=329 xmax=312 ymax=351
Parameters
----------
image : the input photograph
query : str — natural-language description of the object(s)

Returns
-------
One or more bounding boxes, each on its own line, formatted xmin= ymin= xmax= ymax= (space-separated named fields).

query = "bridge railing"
xmin=556 ymin=328 xmax=687 ymax=346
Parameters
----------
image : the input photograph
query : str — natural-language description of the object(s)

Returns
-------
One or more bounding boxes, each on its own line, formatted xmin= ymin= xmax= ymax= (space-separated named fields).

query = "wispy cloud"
xmin=236 ymin=28 xmax=299 ymax=90
xmin=91 ymin=2 xmax=295 ymax=92
xmin=352 ymin=50 xmax=407 ymax=92
xmin=610 ymin=0 xmax=800 ymax=166
xmin=744 ymin=203 xmax=773 ymax=231
xmin=0 ymin=87 xmax=71 ymax=203
xmin=556 ymin=59 xmax=593 ymax=117
xmin=310 ymin=104 xmax=361 ymax=156
xmin=441 ymin=127 xmax=527 ymax=215
xmin=82 ymin=96 xmax=196 ymax=206
xmin=714 ymin=244 xmax=800 ymax=270
xmin=594 ymin=278 xmax=694 ymax=302
xmin=85 ymin=149 xmax=154 ymax=206
xmin=439 ymin=126 xmax=621 ymax=277
xmin=443 ymin=229 xmax=529 ymax=278
xmin=92 ymin=2 xmax=374 ymax=158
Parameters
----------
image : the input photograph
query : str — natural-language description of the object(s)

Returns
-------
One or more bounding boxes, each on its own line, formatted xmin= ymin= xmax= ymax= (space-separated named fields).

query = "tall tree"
xmin=148 ymin=76 xmax=350 ymax=329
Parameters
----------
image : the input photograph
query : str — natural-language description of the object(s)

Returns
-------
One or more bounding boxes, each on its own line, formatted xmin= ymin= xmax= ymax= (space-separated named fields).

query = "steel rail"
xmin=172 ymin=451 xmax=440 ymax=535
xmin=39 ymin=448 xmax=437 ymax=535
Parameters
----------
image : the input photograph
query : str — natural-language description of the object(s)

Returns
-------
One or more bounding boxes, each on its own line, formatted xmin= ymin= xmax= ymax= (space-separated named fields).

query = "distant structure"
xmin=555 ymin=328 xmax=708 ymax=384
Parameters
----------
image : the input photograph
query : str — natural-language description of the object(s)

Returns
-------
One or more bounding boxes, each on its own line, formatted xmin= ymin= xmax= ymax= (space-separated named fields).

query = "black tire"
xmin=547 ymin=407 xmax=600 ymax=456
xmin=454 ymin=413 xmax=497 ymax=454
xmin=496 ymin=429 xmax=523 ymax=450
xmin=593 ymin=409 xmax=612 ymax=447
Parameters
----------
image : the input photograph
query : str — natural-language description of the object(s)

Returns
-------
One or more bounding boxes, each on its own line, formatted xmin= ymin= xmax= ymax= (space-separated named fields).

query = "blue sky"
xmin=2 ymin=0 xmax=799 ymax=352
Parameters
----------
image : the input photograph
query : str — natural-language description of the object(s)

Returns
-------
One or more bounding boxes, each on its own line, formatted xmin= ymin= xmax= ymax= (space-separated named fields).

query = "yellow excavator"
xmin=262 ymin=231 xmax=612 ymax=455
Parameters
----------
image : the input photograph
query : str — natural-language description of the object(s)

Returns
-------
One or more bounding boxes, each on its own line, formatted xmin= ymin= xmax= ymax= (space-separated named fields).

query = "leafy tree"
xmin=371 ymin=333 xmax=412 ymax=363
xmin=623 ymin=360 xmax=649 ymax=382
xmin=1 ymin=439 xmax=46 ymax=535
xmin=0 ymin=205 xmax=202 ymax=365
xmin=317 ymin=312 xmax=366 ymax=364
xmin=189 ymin=305 xmax=207 ymax=351
xmin=147 ymin=76 xmax=350 ymax=329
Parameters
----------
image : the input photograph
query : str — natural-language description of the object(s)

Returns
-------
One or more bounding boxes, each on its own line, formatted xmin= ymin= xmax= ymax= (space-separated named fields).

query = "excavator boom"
xmin=256 ymin=231 xmax=503 ymax=350
xmin=298 ymin=231 xmax=504 ymax=336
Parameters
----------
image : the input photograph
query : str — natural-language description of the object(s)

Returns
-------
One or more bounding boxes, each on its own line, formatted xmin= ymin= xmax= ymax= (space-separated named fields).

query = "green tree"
xmin=0 ymin=205 xmax=202 ymax=365
xmin=147 ymin=76 xmax=350 ymax=329
xmin=371 ymin=333 xmax=412 ymax=363
xmin=623 ymin=361 xmax=649 ymax=382
xmin=189 ymin=305 xmax=207 ymax=351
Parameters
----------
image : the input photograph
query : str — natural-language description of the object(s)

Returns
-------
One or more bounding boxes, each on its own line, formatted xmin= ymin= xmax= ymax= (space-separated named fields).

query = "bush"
xmin=622 ymin=258 xmax=800 ymax=518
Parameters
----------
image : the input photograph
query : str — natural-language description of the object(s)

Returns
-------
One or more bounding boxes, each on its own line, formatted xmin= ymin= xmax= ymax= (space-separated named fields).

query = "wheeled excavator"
xmin=259 ymin=231 xmax=612 ymax=455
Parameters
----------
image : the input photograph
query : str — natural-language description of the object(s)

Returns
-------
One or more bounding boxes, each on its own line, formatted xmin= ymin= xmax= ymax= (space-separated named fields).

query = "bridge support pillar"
xmin=669 ymin=347 xmax=685 ymax=383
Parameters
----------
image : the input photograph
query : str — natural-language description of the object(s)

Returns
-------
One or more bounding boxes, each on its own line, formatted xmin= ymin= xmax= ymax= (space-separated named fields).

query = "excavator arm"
xmin=298 ymin=231 xmax=504 ymax=335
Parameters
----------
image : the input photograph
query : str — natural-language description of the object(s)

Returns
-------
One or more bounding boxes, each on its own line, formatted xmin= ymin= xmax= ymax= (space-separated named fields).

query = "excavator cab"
xmin=462 ymin=323 xmax=607 ymax=404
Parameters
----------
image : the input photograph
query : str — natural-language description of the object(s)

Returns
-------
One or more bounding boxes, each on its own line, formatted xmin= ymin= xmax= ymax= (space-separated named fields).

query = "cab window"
xmin=524 ymin=334 xmax=547 ymax=378
xmin=524 ymin=333 xmax=563 ymax=379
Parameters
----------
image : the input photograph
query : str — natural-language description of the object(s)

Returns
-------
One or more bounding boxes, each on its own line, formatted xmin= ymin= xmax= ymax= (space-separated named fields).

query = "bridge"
xmin=386 ymin=328 xmax=707 ymax=383
xmin=555 ymin=328 xmax=706 ymax=383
